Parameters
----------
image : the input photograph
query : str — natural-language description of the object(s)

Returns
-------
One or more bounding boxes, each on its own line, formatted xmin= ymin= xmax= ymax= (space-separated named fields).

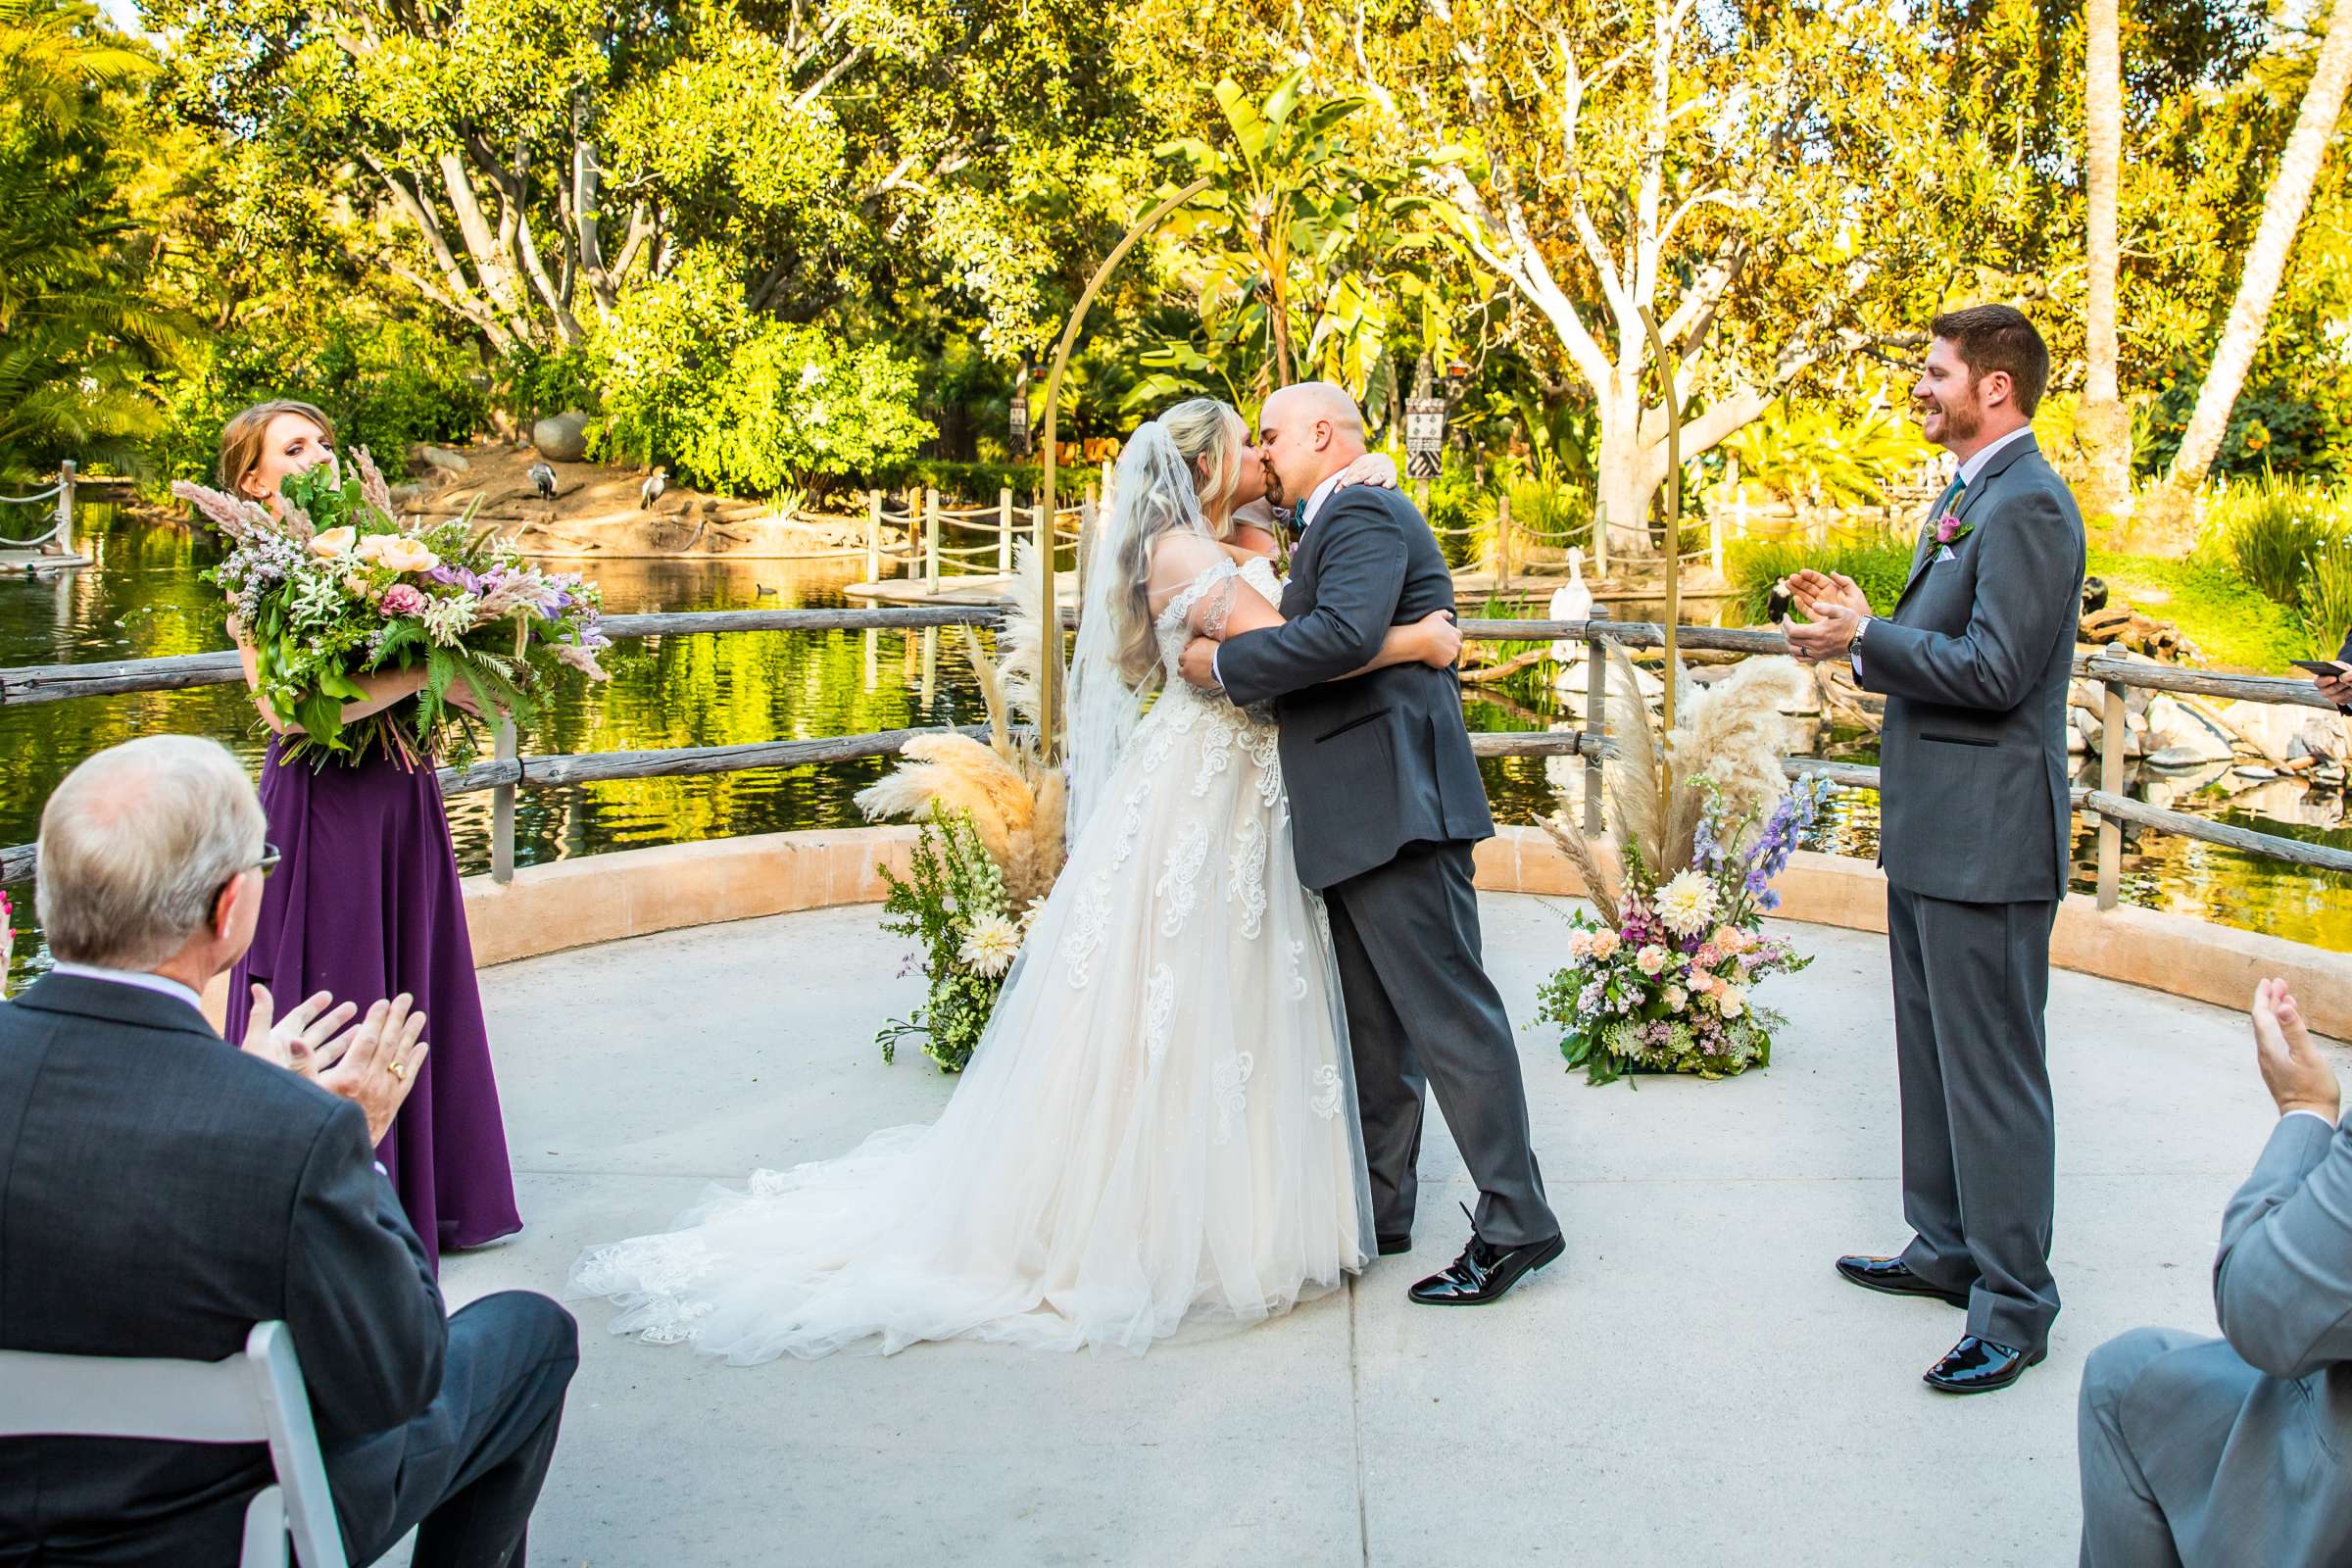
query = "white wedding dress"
xmin=572 ymin=553 xmax=1374 ymax=1359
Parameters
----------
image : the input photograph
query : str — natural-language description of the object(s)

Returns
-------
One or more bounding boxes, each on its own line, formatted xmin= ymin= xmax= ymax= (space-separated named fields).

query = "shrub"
xmin=2210 ymin=471 xmax=2352 ymax=608
xmin=2303 ymin=537 xmax=2352 ymax=660
xmin=587 ymin=251 xmax=932 ymax=500
xmin=685 ymin=323 xmax=932 ymax=502
xmin=496 ymin=342 xmax=599 ymax=426
xmin=151 ymin=314 xmax=485 ymax=488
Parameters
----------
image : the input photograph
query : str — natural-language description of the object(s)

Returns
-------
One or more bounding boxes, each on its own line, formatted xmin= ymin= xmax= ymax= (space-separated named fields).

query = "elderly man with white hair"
xmin=0 ymin=735 xmax=576 ymax=1567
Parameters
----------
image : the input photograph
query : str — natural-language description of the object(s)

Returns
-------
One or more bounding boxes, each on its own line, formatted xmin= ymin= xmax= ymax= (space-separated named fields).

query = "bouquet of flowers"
xmin=1535 ymin=644 xmax=1828 ymax=1084
xmin=872 ymin=808 xmax=1038 ymax=1073
xmin=1537 ymin=776 xmax=1828 ymax=1084
xmin=175 ymin=451 xmax=610 ymax=765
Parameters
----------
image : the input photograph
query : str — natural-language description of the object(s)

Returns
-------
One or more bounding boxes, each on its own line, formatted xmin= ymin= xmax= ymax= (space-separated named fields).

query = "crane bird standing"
xmin=640 ymin=466 xmax=668 ymax=511
xmin=527 ymin=461 xmax=558 ymax=501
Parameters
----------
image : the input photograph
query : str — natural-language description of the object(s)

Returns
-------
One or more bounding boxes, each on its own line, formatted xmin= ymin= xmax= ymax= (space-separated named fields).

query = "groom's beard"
xmin=1260 ymin=459 xmax=1287 ymax=512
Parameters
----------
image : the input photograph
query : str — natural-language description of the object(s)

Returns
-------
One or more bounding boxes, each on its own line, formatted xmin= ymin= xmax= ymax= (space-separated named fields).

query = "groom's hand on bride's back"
xmin=1180 ymin=635 xmax=1222 ymax=691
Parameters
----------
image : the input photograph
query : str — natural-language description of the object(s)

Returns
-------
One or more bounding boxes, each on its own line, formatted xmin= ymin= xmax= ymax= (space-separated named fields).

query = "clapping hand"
xmin=318 ymin=994 xmax=430 ymax=1146
xmin=1779 ymin=569 xmax=1871 ymax=662
xmin=2251 ymin=978 xmax=2340 ymax=1125
xmin=240 ymin=986 xmax=360 ymax=1081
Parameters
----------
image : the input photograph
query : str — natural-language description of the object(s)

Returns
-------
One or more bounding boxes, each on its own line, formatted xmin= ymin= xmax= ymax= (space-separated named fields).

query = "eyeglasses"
xmin=215 ymin=843 xmax=278 ymax=913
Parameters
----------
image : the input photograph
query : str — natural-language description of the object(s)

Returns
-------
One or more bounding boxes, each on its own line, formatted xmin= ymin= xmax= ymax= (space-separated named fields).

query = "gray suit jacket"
xmin=2118 ymin=1113 xmax=2352 ymax=1565
xmin=1857 ymin=433 xmax=2084 ymax=905
xmin=1216 ymin=483 xmax=1492 ymax=890
xmin=0 ymin=974 xmax=447 ymax=1563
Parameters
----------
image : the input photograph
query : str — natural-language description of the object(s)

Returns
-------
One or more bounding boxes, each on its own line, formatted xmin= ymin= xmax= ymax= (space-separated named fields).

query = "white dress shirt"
xmin=1209 ymin=470 xmax=1348 ymax=687
xmin=1854 ymin=422 xmax=2035 ymax=680
xmin=47 ymin=960 xmax=204 ymax=1017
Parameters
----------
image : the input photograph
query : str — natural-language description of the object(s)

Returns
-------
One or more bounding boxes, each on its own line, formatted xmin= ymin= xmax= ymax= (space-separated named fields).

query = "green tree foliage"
xmin=0 ymin=0 xmax=185 ymax=480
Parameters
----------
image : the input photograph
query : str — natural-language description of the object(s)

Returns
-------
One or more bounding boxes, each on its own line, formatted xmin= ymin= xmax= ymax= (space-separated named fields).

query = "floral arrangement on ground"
xmin=175 ymin=451 xmax=609 ymax=766
xmin=1537 ymin=646 xmax=1827 ymax=1085
xmin=856 ymin=545 xmax=1062 ymax=1071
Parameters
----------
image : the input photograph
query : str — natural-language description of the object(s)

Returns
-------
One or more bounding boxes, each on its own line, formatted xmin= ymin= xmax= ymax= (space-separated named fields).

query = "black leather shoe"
xmin=1923 ymin=1335 xmax=2045 ymax=1395
xmin=1407 ymin=1231 xmax=1565 ymax=1305
xmin=1377 ymin=1233 xmax=1413 ymax=1257
xmin=1836 ymin=1253 xmax=1970 ymax=1309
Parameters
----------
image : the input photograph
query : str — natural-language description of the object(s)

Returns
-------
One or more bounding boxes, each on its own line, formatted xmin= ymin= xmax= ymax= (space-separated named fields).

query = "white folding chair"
xmin=0 ymin=1320 xmax=349 ymax=1567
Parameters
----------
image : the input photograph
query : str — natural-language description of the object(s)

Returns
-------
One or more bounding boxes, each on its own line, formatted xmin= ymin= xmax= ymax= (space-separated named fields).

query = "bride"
xmin=571 ymin=398 xmax=1462 ymax=1359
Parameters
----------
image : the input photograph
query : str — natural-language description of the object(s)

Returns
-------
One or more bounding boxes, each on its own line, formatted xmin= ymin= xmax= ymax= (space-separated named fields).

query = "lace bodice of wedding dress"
xmin=572 ymin=551 xmax=1371 ymax=1360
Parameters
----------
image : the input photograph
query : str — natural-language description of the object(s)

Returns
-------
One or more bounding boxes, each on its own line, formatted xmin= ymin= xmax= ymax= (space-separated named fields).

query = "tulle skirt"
xmin=571 ymin=687 xmax=1373 ymax=1358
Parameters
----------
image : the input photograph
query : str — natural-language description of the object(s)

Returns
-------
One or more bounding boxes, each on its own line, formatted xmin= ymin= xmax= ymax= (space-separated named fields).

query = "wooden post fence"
xmin=923 ymin=488 xmax=941 ymax=590
xmin=1583 ymin=607 xmax=1610 ymax=837
xmin=1494 ymin=492 xmax=1514 ymax=590
xmin=491 ymin=718 xmax=517 ymax=885
xmin=864 ymin=491 xmax=882 ymax=582
xmin=998 ymin=487 xmax=1014 ymax=574
xmin=2097 ymin=670 xmax=2128 ymax=908
xmin=50 ymin=462 xmax=74 ymax=560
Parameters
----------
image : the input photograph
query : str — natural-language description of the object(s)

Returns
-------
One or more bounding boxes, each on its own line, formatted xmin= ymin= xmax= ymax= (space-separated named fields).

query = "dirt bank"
xmin=397 ymin=441 xmax=886 ymax=561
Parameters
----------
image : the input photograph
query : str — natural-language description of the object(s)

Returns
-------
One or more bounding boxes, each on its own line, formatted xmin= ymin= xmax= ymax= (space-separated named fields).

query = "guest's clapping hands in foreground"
xmin=1779 ymin=569 xmax=1871 ymax=662
xmin=243 ymin=983 xmax=429 ymax=1145
xmin=322 ymin=994 xmax=430 ymax=1146
xmin=239 ymin=985 xmax=358 ymax=1080
xmin=2251 ymin=978 xmax=2340 ymax=1125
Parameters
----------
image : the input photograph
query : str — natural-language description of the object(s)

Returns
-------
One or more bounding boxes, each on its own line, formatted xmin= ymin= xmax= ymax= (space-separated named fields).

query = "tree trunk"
xmin=1594 ymin=383 xmax=1655 ymax=560
xmin=2081 ymin=0 xmax=2132 ymax=526
xmin=2163 ymin=0 xmax=2352 ymax=497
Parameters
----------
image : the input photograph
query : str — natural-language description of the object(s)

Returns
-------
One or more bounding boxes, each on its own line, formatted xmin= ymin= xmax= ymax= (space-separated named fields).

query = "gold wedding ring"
xmin=387 ymin=1059 xmax=407 ymax=1080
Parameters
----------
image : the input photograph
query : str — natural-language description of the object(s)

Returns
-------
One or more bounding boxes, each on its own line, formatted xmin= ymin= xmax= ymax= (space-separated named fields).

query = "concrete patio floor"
xmin=418 ymin=893 xmax=2322 ymax=1568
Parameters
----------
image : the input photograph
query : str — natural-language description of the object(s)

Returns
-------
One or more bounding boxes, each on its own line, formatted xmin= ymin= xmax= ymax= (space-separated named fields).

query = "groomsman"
xmin=1783 ymin=304 xmax=2085 ymax=1394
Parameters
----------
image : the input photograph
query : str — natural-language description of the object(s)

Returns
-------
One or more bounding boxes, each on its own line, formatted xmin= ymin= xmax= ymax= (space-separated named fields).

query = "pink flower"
xmin=1589 ymin=929 xmax=1621 ymax=960
xmin=1635 ymin=945 xmax=1668 ymax=976
xmin=1567 ymin=930 xmax=1593 ymax=961
xmin=1694 ymin=943 xmax=1722 ymax=969
xmin=380 ymin=583 xmax=426 ymax=616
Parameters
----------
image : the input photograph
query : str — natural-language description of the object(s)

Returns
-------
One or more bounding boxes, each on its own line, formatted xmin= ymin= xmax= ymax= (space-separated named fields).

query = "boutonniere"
xmin=1933 ymin=514 xmax=1975 ymax=548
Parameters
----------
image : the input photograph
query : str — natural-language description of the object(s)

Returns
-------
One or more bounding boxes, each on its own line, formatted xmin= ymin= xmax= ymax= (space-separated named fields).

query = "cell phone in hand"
xmin=2290 ymin=660 xmax=2352 ymax=677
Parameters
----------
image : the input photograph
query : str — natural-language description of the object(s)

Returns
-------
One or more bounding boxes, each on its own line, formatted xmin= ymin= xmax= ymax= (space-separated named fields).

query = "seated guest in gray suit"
xmin=0 ymin=736 xmax=577 ymax=1567
xmin=2077 ymin=978 xmax=2352 ymax=1568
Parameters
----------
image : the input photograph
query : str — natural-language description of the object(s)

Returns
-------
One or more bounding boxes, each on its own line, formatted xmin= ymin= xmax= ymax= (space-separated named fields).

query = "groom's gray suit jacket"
xmin=1216 ymin=483 xmax=1492 ymax=891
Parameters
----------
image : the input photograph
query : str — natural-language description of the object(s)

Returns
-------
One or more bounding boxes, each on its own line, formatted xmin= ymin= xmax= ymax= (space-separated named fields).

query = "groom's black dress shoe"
xmin=1923 ymin=1335 xmax=2044 ymax=1395
xmin=1407 ymin=1232 xmax=1564 ymax=1305
xmin=1836 ymin=1253 xmax=1970 ymax=1309
xmin=1377 ymin=1233 xmax=1413 ymax=1257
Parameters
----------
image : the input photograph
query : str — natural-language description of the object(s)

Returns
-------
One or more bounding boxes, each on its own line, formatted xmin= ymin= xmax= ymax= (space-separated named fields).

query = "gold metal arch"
xmin=1033 ymin=174 xmax=1213 ymax=758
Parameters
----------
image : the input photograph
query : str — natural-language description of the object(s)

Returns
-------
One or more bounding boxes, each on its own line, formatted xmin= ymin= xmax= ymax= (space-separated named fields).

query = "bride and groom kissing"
xmin=574 ymin=382 xmax=1562 ymax=1361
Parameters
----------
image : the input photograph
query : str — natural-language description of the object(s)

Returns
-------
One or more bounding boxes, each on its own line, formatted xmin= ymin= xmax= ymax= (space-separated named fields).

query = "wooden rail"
xmin=0 ymin=614 xmax=2342 ymax=907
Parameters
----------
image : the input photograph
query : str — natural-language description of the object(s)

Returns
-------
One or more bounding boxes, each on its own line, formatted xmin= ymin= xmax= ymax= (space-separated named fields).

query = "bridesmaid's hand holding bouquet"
xmin=176 ymin=451 xmax=611 ymax=765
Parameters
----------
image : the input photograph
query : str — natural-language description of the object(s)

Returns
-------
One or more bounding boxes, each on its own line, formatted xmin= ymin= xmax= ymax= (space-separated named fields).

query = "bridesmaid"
xmin=217 ymin=399 xmax=522 ymax=1269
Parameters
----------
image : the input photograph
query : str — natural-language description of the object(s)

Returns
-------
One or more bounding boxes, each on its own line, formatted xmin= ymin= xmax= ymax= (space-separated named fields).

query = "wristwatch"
xmin=1848 ymin=613 xmax=1871 ymax=676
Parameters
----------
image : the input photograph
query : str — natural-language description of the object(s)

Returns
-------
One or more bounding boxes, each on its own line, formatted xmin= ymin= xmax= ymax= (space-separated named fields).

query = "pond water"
xmin=2 ymin=511 xmax=2346 ymax=987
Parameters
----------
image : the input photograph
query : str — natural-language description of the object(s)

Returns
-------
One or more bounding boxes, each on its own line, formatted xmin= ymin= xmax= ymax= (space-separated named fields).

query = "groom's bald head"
xmin=1257 ymin=382 xmax=1368 ymax=511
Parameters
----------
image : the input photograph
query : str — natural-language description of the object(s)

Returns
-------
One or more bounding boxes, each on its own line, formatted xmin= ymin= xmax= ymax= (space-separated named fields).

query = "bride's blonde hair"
xmin=1105 ymin=397 xmax=1247 ymax=685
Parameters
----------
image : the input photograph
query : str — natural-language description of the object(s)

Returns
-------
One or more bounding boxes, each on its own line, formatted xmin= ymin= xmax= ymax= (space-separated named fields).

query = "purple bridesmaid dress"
xmin=226 ymin=722 xmax=522 ymax=1270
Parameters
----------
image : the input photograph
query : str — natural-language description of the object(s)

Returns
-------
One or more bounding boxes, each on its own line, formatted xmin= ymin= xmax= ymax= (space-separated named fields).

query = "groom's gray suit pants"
xmin=1322 ymin=838 xmax=1558 ymax=1250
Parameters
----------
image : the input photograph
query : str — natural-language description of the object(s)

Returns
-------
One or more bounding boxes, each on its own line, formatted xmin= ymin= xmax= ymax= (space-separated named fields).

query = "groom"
xmin=1180 ymin=381 xmax=1563 ymax=1306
